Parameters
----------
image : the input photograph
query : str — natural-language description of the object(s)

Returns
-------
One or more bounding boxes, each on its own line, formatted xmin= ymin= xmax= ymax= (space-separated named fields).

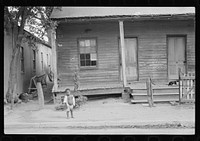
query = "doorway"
xmin=167 ymin=36 xmax=186 ymax=80
xmin=119 ymin=37 xmax=138 ymax=81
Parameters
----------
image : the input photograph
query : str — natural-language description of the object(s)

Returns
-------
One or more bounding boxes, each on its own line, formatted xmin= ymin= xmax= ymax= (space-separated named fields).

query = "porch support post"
xmin=48 ymin=29 xmax=58 ymax=103
xmin=119 ymin=20 xmax=127 ymax=87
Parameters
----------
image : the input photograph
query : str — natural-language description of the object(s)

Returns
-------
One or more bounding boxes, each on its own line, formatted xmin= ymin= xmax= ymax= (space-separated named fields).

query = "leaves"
xmin=4 ymin=6 xmax=57 ymax=42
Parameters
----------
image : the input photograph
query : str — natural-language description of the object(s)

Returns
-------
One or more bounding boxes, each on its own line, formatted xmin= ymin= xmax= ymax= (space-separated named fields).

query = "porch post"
xmin=119 ymin=20 xmax=127 ymax=87
xmin=48 ymin=29 xmax=58 ymax=100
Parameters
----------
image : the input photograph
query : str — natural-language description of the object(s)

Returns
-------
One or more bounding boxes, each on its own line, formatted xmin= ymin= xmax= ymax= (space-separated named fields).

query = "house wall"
xmin=124 ymin=20 xmax=195 ymax=80
xmin=4 ymin=29 xmax=52 ymax=99
xmin=35 ymin=43 xmax=52 ymax=76
xmin=56 ymin=20 xmax=195 ymax=87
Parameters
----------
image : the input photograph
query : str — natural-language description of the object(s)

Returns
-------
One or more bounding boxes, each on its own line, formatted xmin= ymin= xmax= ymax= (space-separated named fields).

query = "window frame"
xmin=32 ymin=49 xmax=36 ymax=72
xmin=41 ymin=52 xmax=43 ymax=71
xmin=46 ymin=54 xmax=48 ymax=66
xmin=20 ymin=46 xmax=25 ymax=73
xmin=77 ymin=37 xmax=98 ymax=70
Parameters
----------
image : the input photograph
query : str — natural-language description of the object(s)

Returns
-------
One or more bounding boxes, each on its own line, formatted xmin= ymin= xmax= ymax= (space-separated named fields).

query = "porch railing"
xmin=178 ymin=68 xmax=195 ymax=103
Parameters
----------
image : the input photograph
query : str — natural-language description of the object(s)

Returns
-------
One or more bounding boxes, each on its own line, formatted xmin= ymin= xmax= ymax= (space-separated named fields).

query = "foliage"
xmin=4 ymin=7 xmax=60 ymax=35
xmin=73 ymin=69 xmax=80 ymax=92
xmin=74 ymin=92 xmax=88 ymax=109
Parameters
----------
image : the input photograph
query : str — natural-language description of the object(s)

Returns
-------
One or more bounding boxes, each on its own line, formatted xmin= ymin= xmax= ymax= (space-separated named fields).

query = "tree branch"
xmin=15 ymin=7 xmax=23 ymax=23
xmin=17 ymin=8 xmax=28 ymax=45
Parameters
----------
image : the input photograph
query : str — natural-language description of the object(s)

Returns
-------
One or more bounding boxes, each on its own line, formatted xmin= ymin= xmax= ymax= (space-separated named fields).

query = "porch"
xmin=53 ymin=80 xmax=180 ymax=104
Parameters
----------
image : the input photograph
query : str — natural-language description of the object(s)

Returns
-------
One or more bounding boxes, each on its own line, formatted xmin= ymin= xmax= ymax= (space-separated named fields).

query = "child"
xmin=63 ymin=88 xmax=76 ymax=118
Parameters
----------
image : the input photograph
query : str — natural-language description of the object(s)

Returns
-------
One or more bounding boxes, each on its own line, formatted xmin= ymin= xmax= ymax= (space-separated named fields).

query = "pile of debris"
xmin=18 ymin=91 xmax=38 ymax=103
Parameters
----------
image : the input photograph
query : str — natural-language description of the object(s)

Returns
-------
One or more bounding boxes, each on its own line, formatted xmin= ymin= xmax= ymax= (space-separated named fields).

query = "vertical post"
xmin=146 ymin=77 xmax=152 ymax=107
xmin=150 ymin=78 xmax=154 ymax=106
xmin=48 ymin=29 xmax=58 ymax=104
xmin=186 ymin=79 xmax=189 ymax=100
xmin=178 ymin=68 xmax=181 ymax=103
xmin=37 ymin=82 xmax=44 ymax=109
xmin=119 ymin=20 xmax=127 ymax=87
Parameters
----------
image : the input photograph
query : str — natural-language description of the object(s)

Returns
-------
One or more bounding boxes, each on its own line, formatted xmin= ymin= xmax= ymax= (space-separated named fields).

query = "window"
xmin=41 ymin=52 xmax=43 ymax=70
xmin=47 ymin=54 xmax=48 ymax=66
xmin=78 ymin=38 xmax=97 ymax=68
xmin=20 ymin=47 xmax=24 ymax=72
xmin=33 ymin=50 xmax=36 ymax=71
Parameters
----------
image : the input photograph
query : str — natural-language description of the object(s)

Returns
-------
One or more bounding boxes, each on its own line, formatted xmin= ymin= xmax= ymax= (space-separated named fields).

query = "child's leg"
xmin=66 ymin=111 xmax=69 ymax=118
xmin=70 ymin=109 xmax=74 ymax=118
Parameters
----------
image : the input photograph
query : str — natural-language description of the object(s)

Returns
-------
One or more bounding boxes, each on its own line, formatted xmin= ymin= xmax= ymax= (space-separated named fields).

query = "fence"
xmin=179 ymin=68 xmax=195 ymax=103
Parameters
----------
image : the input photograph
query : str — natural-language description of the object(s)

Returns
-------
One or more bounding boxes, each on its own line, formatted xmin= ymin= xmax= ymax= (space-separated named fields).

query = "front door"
xmin=120 ymin=38 xmax=138 ymax=81
xmin=168 ymin=36 xmax=186 ymax=80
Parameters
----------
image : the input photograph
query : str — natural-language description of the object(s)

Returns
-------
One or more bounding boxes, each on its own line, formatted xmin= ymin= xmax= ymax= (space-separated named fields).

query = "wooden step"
xmin=131 ymin=98 xmax=179 ymax=103
xmin=153 ymin=95 xmax=179 ymax=100
xmin=153 ymin=93 xmax=179 ymax=95
xmin=131 ymin=93 xmax=179 ymax=96
xmin=153 ymin=88 xmax=179 ymax=93
xmin=152 ymin=86 xmax=179 ymax=89
xmin=131 ymin=93 xmax=147 ymax=96
xmin=132 ymin=94 xmax=179 ymax=101
xmin=132 ymin=89 xmax=147 ymax=93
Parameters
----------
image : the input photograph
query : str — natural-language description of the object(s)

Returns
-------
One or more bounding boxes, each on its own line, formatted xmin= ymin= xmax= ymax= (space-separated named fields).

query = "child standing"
xmin=63 ymin=88 xmax=75 ymax=118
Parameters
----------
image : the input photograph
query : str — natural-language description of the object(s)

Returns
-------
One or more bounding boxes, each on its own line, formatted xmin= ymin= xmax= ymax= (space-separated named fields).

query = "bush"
xmin=75 ymin=94 xmax=88 ymax=109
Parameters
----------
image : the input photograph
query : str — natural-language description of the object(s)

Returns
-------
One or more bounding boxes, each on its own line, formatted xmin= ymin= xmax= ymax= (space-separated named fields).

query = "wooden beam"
xmin=36 ymin=82 xmax=44 ymax=109
xmin=119 ymin=20 xmax=127 ymax=87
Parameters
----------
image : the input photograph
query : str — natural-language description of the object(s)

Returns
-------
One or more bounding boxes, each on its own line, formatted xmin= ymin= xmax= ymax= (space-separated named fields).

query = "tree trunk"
xmin=6 ymin=21 xmax=24 ymax=108
xmin=6 ymin=45 xmax=20 ymax=106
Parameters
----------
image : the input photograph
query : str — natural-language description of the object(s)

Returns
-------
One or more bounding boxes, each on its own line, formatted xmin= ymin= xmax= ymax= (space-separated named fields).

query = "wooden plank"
xmin=180 ymin=76 xmax=195 ymax=79
xmin=153 ymin=93 xmax=179 ymax=95
xmin=119 ymin=20 xmax=127 ymax=87
xmin=37 ymin=82 xmax=44 ymax=108
xmin=131 ymin=98 xmax=179 ymax=103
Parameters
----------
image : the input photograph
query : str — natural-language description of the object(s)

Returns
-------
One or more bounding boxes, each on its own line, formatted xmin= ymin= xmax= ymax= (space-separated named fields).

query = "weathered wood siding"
xmin=56 ymin=22 xmax=120 ymax=87
xmin=56 ymin=20 xmax=195 ymax=87
xmin=124 ymin=20 xmax=195 ymax=80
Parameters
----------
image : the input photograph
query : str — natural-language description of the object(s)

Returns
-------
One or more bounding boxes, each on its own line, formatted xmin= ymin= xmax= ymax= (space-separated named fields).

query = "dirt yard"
xmin=4 ymin=97 xmax=195 ymax=125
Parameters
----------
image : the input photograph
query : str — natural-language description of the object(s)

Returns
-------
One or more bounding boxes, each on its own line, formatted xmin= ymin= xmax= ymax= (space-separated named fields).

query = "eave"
xmin=51 ymin=13 xmax=195 ymax=24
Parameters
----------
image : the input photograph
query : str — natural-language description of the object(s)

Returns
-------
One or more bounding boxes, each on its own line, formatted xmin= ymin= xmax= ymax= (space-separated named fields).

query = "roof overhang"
xmin=52 ymin=13 xmax=195 ymax=24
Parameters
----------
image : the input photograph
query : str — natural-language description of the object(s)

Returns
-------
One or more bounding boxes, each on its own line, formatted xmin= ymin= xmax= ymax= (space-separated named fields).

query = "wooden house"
xmin=50 ymin=7 xmax=195 ymax=101
xmin=4 ymin=28 xmax=52 ymax=100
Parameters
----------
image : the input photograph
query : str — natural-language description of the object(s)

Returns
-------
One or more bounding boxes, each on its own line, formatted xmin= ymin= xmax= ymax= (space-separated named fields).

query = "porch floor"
xmin=56 ymin=80 xmax=175 ymax=93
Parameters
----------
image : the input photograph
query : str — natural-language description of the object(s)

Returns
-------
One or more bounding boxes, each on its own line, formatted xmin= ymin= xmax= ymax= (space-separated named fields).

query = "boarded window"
xmin=33 ymin=50 xmax=36 ymax=71
xmin=20 ymin=47 xmax=24 ymax=72
xmin=78 ymin=39 xmax=97 ymax=67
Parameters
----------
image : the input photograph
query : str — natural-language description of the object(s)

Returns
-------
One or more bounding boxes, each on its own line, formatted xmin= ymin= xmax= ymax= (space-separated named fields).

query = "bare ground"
xmin=4 ymin=97 xmax=195 ymax=134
